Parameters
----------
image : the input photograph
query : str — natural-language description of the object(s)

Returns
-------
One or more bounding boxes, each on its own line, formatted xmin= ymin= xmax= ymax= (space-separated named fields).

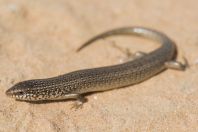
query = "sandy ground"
xmin=0 ymin=0 xmax=198 ymax=132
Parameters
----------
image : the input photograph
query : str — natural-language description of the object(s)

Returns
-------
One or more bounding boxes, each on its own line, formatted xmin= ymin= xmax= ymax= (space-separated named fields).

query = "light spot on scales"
xmin=37 ymin=95 xmax=44 ymax=99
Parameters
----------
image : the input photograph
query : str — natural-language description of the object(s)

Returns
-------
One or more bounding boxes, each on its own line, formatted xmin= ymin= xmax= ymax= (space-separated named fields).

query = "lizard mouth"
xmin=5 ymin=88 xmax=15 ymax=97
xmin=6 ymin=86 xmax=26 ymax=99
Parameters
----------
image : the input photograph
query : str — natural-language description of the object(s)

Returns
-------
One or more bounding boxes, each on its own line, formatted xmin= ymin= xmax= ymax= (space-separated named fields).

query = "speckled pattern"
xmin=6 ymin=27 xmax=176 ymax=101
xmin=0 ymin=0 xmax=198 ymax=132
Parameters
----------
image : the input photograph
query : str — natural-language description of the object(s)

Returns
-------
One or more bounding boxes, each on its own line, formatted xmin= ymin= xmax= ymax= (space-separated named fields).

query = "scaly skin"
xmin=6 ymin=27 xmax=185 ymax=102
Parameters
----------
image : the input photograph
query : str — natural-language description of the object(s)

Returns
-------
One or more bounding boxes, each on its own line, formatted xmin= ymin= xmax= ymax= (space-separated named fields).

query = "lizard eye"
xmin=17 ymin=91 xmax=24 ymax=95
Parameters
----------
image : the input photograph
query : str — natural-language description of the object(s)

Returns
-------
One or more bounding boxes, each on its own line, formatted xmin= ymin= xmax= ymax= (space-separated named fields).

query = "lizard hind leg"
xmin=70 ymin=94 xmax=87 ymax=110
xmin=120 ymin=50 xmax=147 ymax=63
xmin=165 ymin=57 xmax=189 ymax=71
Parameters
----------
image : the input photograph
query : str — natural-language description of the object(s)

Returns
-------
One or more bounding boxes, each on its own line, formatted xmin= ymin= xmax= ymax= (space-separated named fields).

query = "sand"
xmin=0 ymin=0 xmax=198 ymax=131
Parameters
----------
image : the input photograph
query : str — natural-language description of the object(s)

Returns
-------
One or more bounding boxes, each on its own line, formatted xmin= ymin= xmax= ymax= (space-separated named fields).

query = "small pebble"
xmin=7 ymin=4 xmax=20 ymax=12
xmin=195 ymin=59 xmax=198 ymax=65
xmin=93 ymin=95 xmax=98 ymax=100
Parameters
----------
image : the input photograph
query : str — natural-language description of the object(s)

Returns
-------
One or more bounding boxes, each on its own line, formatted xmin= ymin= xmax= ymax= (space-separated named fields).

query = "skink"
xmin=6 ymin=27 xmax=186 ymax=106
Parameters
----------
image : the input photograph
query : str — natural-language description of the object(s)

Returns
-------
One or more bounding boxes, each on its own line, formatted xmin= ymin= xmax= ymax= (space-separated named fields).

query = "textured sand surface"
xmin=0 ymin=0 xmax=198 ymax=132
